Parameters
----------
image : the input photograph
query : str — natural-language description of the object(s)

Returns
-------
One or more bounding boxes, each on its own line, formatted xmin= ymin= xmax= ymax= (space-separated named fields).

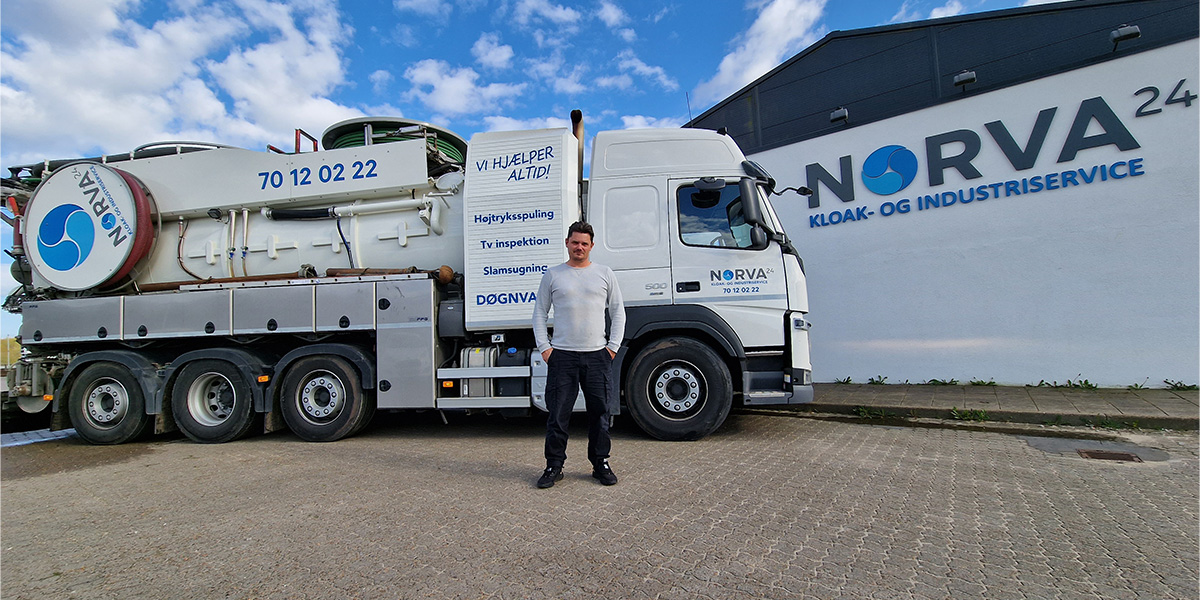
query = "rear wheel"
xmin=280 ymin=356 xmax=368 ymax=442
xmin=626 ymin=337 xmax=732 ymax=441
xmin=171 ymin=360 xmax=256 ymax=443
xmin=68 ymin=363 xmax=151 ymax=445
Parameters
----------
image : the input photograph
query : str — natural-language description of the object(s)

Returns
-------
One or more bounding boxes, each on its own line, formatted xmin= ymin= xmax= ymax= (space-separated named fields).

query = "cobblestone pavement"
xmin=2 ymin=412 xmax=1197 ymax=599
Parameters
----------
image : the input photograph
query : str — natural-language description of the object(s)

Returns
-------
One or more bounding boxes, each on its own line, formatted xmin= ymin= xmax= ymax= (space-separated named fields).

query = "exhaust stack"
xmin=570 ymin=109 xmax=584 ymax=189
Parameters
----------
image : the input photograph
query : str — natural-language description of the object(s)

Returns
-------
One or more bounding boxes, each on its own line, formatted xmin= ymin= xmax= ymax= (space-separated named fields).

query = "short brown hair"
xmin=567 ymin=221 xmax=594 ymax=242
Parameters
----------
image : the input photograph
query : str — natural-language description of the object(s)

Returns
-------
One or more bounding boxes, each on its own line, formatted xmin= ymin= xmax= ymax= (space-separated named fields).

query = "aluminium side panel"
xmin=375 ymin=278 xmax=437 ymax=409
xmin=19 ymin=297 xmax=123 ymax=344
xmin=232 ymin=285 xmax=315 ymax=334
xmin=124 ymin=290 xmax=232 ymax=339
xmin=315 ymin=282 xmax=376 ymax=332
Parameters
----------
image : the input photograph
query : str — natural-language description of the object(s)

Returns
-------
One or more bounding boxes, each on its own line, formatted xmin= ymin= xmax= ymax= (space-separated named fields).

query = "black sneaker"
xmin=591 ymin=460 xmax=617 ymax=486
xmin=537 ymin=466 xmax=564 ymax=488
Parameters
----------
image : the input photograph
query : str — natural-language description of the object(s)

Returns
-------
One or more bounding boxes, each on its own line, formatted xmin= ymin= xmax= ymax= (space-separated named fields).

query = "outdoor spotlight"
xmin=830 ymin=107 xmax=848 ymax=124
xmin=1111 ymin=24 xmax=1140 ymax=50
xmin=953 ymin=70 xmax=977 ymax=87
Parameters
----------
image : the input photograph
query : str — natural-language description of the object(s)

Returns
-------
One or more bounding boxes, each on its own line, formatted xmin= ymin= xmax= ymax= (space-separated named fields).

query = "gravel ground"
xmin=2 ymin=411 xmax=1197 ymax=599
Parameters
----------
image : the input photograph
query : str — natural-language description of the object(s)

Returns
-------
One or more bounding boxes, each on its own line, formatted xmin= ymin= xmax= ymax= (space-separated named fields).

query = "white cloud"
xmin=889 ymin=0 xmax=922 ymax=23
xmin=692 ymin=0 xmax=826 ymax=106
xmin=617 ymin=28 xmax=637 ymax=42
xmin=617 ymin=50 xmax=678 ymax=91
xmin=369 ymin=70 xmax=394 ymax=94
xmin=404 ymin=59 xmax=526 ymax=115
xmin=0 ymin=0 xmax=367 ymax=171
xmin=513 ymin=0 xmax=582 ymax=26
xmin=393 ymin=0 xmax=452 ymax=17
xmin=472 ymin=33 xmax=515 ymax=70
xmin=1021 ymin=0 xmax=1067 ymax=5
xmin=596 ymin=74 xmax=634 ymax=90
xmin=620 ymin=115 xmax=685 ymax=129
xmin=929 ymin=0 xmax=964 ymax=19
xmin=483 ymin=115 xmax=572 ymax=132
xmin=553 ymin=68 xmax=589 ymax=95
xmin=597 ymin=1 xmax=629 ymax=27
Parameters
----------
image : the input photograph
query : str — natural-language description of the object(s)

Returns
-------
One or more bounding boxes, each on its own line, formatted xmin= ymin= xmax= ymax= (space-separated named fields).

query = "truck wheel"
xmin=171 ymin=360 xmax=256 ymax=444
xmin=626 ymin=337 xmax=732 ymax=441
xmin=67 ymin=363 xmax=151 ymax=445
xmin=279 ymin=356 xmax=368 ymax=442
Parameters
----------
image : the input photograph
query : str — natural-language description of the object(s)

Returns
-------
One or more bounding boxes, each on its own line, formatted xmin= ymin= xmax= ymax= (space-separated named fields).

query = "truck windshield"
xmin=677 ymin=182 xmax=756 ymax=249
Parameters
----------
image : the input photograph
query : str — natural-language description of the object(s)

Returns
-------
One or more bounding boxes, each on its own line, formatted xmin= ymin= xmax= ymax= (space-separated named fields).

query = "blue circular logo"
xmin=36 ymin=204 xmax=95 ymax=271
xmin=861 ymin=145 xmax=918 ymax=195
xmin=723 ymin=270 xmax=734 ymax=281
xmin=101 ymin=213 xmax=117 ymax=230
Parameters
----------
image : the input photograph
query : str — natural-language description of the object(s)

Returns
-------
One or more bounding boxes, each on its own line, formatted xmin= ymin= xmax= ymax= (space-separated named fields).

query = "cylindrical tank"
xmin=17 ymin=117 xmax=469 ymax=293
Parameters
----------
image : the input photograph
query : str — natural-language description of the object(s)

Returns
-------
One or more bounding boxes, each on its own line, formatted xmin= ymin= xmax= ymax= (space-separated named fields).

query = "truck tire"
xmin=67 ymin=362 xmax=151 ymax=445
xmin=279 ymin=356 xmax=368 ymax=442
xmin=171 ymin=360 xmax=256 ymax=444
xmin=625 ymin=337 xmax=732 ymax=441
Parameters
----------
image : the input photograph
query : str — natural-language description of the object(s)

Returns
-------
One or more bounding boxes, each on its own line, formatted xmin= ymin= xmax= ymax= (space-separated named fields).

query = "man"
xmin=532 ymin=221 xmax=625 ymax=488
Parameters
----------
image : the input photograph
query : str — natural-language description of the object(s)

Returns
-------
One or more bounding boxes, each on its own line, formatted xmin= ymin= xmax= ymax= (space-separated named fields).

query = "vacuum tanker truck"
xmin=1 ymin=112 xmax=812 ymax=444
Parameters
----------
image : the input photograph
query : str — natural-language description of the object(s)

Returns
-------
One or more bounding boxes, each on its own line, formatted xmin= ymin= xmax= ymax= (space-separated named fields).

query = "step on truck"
xmin=1 ymin=112 xmax=812 ymax=444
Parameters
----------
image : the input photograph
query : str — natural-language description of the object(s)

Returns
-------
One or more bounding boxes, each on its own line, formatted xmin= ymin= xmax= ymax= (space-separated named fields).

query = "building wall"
xmin=752 ymin=39 xmax=1198 ymax=386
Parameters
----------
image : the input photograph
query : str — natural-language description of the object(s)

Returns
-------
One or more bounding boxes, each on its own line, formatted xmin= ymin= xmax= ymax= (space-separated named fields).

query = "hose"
xmin=328 ymin=131 xmax=464 ymax=164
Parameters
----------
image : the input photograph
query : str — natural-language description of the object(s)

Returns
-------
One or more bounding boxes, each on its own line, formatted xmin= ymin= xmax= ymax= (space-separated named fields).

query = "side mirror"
xmin=749 ymin=227 xmax=769 ymax=250
xmin=738 ymin=178 xmax=764 ymax=226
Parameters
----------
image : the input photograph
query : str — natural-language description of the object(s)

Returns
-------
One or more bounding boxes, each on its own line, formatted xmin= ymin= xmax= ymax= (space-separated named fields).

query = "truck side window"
xmin=677 ymin=183 xmax=754 ymax=249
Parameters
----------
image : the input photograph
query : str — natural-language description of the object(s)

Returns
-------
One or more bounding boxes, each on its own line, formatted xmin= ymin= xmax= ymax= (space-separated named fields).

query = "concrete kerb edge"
xmin=783 ymin=403 xmax=1199 ymax=431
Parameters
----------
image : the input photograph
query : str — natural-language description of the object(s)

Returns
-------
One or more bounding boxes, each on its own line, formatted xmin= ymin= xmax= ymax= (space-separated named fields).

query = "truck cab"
xmin=586 ymin=128 xmax=813 ymax=439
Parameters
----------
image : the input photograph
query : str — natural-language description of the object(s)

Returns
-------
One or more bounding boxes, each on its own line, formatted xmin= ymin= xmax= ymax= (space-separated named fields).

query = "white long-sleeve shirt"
xmin=532 ymin=262 xmax=625 ymax=354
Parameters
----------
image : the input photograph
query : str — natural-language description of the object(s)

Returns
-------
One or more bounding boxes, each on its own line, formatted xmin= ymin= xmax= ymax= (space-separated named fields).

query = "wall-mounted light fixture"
xmin=1111 ymin=24 xmax=1140 ymax=51
xmin=953 ymin=70 xmax=977 ymax=90
xmin=830 ymin=107 xmax=849 ymax=124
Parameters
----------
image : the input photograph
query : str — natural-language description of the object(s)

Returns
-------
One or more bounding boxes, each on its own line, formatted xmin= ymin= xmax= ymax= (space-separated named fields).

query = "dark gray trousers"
xmin=544 ymin=349 xmax=613 ymax=468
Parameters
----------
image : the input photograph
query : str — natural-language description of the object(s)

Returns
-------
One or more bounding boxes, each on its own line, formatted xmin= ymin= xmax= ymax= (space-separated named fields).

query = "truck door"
xmin=588 ymin=176 xmax=674 ymax=305
xmin=668 ymin=177 xmax=788 ymax=348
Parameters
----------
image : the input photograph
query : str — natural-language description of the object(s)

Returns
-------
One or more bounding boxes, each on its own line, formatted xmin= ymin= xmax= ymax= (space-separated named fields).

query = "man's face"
xmin=566 ymin=231 xmax=593 ymax=262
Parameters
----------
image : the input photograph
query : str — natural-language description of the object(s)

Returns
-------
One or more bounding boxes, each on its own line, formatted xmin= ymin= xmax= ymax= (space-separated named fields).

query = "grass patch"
xmin=834 ymin=376 xmax=853 ymax=384
xmin=1164 ymin=379 xmax=1198 ymax=391
xmin=867 ymin=375 xmax=888 ymax=385
xmin=950 ymin=407 xmax=989 ymax=422
xmin=925 ymin=378 xmax=959 ymax=386
xmin=1031 ymin=375 xmax=1098 ymax=389
xmin=969 ymin=378 xmax=996 ymax=386
xmin=853 ymin=406 xmax=893 ymax=419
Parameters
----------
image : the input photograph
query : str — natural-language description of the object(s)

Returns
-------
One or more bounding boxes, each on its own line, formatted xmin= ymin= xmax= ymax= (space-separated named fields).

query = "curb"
xmin=790 ymin=403 xmax=1199 ymax=431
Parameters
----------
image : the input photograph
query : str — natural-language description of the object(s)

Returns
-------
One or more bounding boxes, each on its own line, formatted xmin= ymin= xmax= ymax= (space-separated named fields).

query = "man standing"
xmin=532 ymin=221 xmax=625 ymax=488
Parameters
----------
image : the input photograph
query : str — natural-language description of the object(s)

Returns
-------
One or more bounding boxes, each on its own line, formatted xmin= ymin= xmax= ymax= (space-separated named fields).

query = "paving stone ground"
xmin=1 ymin=411 xmax=1196 ymax=599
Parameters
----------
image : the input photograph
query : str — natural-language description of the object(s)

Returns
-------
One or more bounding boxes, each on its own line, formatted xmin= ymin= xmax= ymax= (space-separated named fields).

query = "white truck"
xmin=1 ymin=112 xmax=812 ymax=444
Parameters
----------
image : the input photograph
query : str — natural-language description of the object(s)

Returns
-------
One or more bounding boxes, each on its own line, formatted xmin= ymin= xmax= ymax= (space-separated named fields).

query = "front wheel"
xmin=171 ymin=360 xmax=256 ymax=444
xmin=279 ymin=356 xmax=369 ymax=442
xmin=625 ymin=337 xmax=733 ymax=441
xmin=68 ymin=362 xmax=151 ymax=445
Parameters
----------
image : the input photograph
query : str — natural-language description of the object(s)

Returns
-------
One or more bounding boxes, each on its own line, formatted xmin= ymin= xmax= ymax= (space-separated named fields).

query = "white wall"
xmin=753 ymin=40 xmax=1199 ymax=387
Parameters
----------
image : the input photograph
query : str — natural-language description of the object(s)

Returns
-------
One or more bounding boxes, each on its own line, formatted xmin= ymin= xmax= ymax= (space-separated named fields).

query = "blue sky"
xmin=0 ymin=0 xmax=1057 ymax=336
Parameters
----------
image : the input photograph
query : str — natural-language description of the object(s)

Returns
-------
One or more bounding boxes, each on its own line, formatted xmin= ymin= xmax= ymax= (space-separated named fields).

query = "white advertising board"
xmin=462 ymin=129 xmax=580 ymax=329
xmin=753 ymin=40 xmax=1199 ymax=386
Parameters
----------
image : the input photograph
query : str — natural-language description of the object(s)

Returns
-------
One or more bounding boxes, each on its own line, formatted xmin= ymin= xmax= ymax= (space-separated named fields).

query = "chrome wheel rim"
xmin=650 ymin=360 xmax=707 ymax=420
xmin=85 ymin=378 xmax=129 ymax=430
xmin=297 ymin=370 xmax=345 ymax=425
xmin=186 ymin=372 xmax=235 ymax=427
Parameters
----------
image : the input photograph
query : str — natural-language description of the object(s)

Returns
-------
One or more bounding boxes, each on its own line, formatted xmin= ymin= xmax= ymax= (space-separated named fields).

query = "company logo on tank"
xmin=24 ymin=164 xmax=140 ymax=290
xmin=36 ymin=204 xmax=95 ymax=271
